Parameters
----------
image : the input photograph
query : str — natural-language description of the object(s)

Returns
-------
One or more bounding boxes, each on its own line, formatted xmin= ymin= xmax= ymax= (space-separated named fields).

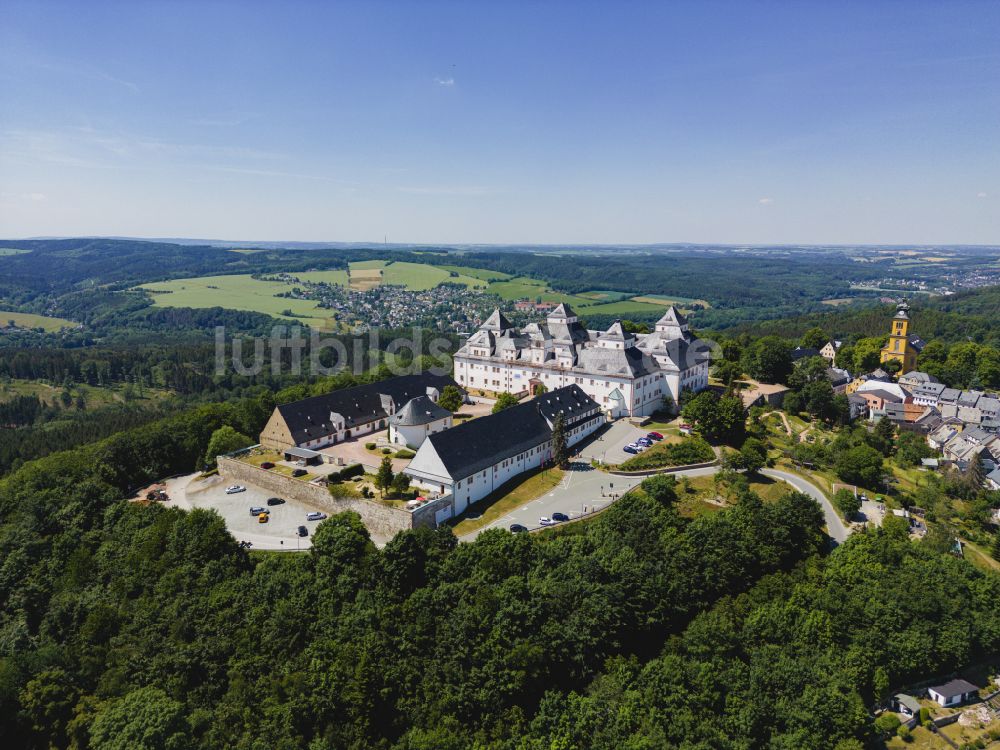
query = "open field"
xmin=294 ymin=269 xmax=351 ymax=286
xmin=575 ymin=299 xmax=668 ymax=317
xmin=227 ymin=248 xmax=268 ymax=254
xmin=579 ymin=290 xmax=633 ymax=302
xmin=0 ymin=248 xmax=31 ymax=256
xmin=0 ymin=379 xmax=171 ymax=408
xmin=821 ymin=297 xmax=856 ymax=306
xmin=439 ymin=264 xmax=513 ymax=282
xmin=0 ymin=310 xmax=77 ymax=331
xmin=347 ymin=260 xmax=488 ymax=290
xmin=486 ymin=276 xmax=593 ymax=306
xmin=139 ymin=274 xmax=336 ymax=328
xmin=631 ymin=293 xmax=712 ymax=308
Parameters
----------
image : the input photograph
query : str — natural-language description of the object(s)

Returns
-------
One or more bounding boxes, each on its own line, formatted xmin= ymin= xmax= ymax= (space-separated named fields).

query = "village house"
xmin=819 ymin=340 xmax=841 ymax=365
xmin=453 ymin=303 xmax=709 ymax=418
xmin=259 ymin=373 xmax=461 ymax=451
xmin=927 ymin=679 xmax=980 ymax=708
xmin=898 ymin=370 xmax=939 ymax=389
xmin=404 ymin=385 xmax=603 ymax=516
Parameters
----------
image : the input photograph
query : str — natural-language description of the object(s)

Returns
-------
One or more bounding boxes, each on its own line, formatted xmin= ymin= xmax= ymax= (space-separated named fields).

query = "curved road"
xmin=463 ymin=463 xmax=849 ymax=545
xmin=761 ymin=468 xmax=849 ymax=544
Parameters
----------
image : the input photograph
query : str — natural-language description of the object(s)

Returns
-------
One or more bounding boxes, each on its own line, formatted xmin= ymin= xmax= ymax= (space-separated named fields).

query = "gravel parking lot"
xmin=182 ymin=474 xmax=321 ymax=550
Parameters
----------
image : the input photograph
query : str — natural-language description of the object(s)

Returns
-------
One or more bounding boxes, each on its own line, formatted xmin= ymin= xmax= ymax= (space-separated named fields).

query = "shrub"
xmin=834 ymin=488 xmax=861 ymax=520
xmin=874 ymin=713 xmax=900 ymax=736
xmin=896 ymin=724 xmax=912 ymax=742
xmin=395 ymin=449 xmax=415 ymax=459
xmin=329 ymin=463 xmax=364 ymax=482
xmin=381 ymin=447 xmax=392 ymax=455
xmin=618 ymin=437 xmax=715 ymax=471
xmin=365 ymin=442 xmax=376 ymax=450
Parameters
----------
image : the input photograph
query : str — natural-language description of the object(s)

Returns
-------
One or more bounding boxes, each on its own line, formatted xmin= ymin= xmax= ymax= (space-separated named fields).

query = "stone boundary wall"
xmin=218 ymin=456 xmax=424 ymax=539
xmin=607 ymin=459 xmax=718 ymax=477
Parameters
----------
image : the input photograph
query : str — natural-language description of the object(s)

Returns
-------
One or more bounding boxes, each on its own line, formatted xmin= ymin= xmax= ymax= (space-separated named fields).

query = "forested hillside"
xmin=720 ymin=286 xmax=1000 ymax=348
xmin=1 ymin=389 xmax=997 ymax=749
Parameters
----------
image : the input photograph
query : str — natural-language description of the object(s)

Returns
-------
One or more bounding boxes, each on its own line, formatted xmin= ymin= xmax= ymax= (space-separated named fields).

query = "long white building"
xmin=404 ymin=384 xmax=603 ymax=516
xmin=453 ymin=303 xmax=709 ymax=417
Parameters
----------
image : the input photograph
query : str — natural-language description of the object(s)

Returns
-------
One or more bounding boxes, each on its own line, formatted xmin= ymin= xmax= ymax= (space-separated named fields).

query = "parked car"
xmin=306 ymin=511 xmax=327 ymax=521
xmin=257 ymin=513 xmax=269 ymax=523
xmin=249 ymin=506 xmax=266 ymax=516
xmin=297 ymin=525 xmax=308 ymax=537
xmin=647 ymin=431 xmax=664 ymax=440
xmin=539 ymin=516 xmax=555 ymax=526
xmin=225 ymin=485 xmax=246 ymax=494
xmin=291 ymin=469 xmax=308 ymax=477
xmin=637 ymin=437 xmax=653 ymax=447
xmin=260 ymin=461 xmax=275 ymax=470
xmin=266 ymin=497 xmax=285 ymax=506
xmin=509 ymin=524 xmax=528 ymax=533
xmin=623 ymin=444 xmax=640 ymax=454
xmin=551 ymin=512 xmax=569 ymax=522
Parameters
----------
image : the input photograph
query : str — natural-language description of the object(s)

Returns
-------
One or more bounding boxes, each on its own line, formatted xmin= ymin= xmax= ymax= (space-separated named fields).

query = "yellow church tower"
xmin=880 ymin=301 xmax=918 ymax=374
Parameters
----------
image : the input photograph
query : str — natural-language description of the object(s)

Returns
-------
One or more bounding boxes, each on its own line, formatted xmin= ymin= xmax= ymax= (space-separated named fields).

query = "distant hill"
xmin=715 ymin=286 xmax=1000 ymax=348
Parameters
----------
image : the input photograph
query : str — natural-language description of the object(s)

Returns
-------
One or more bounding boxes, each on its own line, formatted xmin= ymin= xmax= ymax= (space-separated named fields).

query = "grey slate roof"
xmin=421 ymin=385 xmax=599 ymax=480
xmin=276 ymin=373 xmax=459 ymax=445
xmin=791 ymin=347 xmax=822 ymax=361
xmin=929 ymin=679 xmax=979 ymax=699
xmin=389 ymin=395 xmax=451 ymax=427
xmin=656 ymin=306 xmax=687 ymax=327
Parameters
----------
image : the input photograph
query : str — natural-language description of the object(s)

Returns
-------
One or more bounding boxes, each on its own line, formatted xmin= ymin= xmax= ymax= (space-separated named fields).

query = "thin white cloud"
xmin=977 ymin=192 xmax=988 ymax=199
xmin=23 ymin=192 xmax=47 ymax=201
xmin=396 ymin=185 xmax=490 ymax=196
xmin=434 ymin=77 xmax=455 ymax=87
xmin=758 ymin=197 xmax=774 ymax=205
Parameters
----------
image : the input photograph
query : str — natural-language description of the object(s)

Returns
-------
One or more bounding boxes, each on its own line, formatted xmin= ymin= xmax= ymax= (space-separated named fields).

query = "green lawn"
xmin=0 ymin=310 xmax=78 ymax=332
xmin=449 ymin=467 xmax=565 ymax=535
xmin=139 ymin=274 xmax=337 ymax=328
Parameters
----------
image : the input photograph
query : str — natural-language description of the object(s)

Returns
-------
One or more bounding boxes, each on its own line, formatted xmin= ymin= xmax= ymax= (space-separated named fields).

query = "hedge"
xmin=328 ymin=463 xmax=364 ymax=483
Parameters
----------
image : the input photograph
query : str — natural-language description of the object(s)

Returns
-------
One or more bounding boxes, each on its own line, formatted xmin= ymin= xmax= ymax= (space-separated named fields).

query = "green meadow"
xmin=139 ymin=275 xmax=336 ymax=328
xmin=0 ymin=310 xmax=77 ymax=332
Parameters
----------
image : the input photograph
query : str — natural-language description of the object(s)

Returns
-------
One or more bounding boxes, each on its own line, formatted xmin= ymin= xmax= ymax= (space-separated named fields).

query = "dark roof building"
xmin=406 ymin=385 xmax=601 ymax=487
xmin=389 ymin=395 xmax=452 ymax=427
xmin=260 ymin=372 xmax=461 ymax=449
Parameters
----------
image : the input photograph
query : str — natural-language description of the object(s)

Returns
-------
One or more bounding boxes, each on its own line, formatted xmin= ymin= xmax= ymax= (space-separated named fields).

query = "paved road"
xmin=462 ymin=463 xmax=849 ymax=545
xmin=761 ymin=468 xmax=849 ymax=544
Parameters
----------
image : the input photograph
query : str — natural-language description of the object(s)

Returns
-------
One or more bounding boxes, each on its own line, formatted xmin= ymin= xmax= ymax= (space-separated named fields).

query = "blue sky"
xmin=1 ymin=0 xmax=997 ymax=244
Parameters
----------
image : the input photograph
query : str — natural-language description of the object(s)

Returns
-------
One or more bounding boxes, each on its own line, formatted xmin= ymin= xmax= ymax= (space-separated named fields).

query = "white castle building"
xmin=453 ymin=303 xmax=710 ymax=417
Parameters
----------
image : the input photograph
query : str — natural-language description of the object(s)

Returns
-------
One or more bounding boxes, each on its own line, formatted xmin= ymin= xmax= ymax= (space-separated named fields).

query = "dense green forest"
xmin=720 ymin=286 xmax=1000 ymax=348
xmin=1 ymin=384 xmax=997 ymax=748
xmin=3 ymin=240 xmax=1000 ymax=749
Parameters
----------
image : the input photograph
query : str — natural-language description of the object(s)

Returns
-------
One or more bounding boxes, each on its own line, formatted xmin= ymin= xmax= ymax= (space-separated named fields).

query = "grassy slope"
xmin=0 ymin=310 xmax=77 ymax=331
xmin=139 ymin=274 xmax=335 ymax=328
